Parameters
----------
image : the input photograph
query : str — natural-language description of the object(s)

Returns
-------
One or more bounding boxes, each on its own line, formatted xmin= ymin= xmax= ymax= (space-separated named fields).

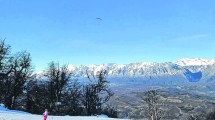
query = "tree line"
xmin=2 ymin=40 xmax=215 ymax=120
xmin=0 ymin=40 xmax=116 ymax=117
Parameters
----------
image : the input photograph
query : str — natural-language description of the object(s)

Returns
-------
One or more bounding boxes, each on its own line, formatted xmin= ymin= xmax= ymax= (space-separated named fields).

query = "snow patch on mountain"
xmin=175 ymin=58 xmax=215 ymax=66
xmin=67 ymin=62 xmax=184 ymax=78
xmin=34 ymin=58 xmax=215 ymax=82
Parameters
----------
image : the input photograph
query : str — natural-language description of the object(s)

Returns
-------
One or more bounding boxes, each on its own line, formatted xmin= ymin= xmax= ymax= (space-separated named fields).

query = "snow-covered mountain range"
xmin=36 ymin=58 xmax=215 ymax=82
xmin=175 ymin=58 xmax=215 ymax=66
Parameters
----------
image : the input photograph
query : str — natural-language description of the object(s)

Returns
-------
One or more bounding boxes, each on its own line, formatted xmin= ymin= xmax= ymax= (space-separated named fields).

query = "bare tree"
xmin=62 ymin=80 xmax=83 ymax=115
xmin=3 ymin=51 xmax=33 ymax=109
xmin=0 ymin=40 xmax=11 ymax=102
xmin=25 ymin=80 xmax=50 ymax=114
xmin=141 ymin=89 xmax=166 ymax=120
xmin=45 ymin=62 xmax=72 ymax=114
xmin=0 ymin=40 xmax=10 ymax=71
xmin=82 ymin=70 xmax=114 ymax=115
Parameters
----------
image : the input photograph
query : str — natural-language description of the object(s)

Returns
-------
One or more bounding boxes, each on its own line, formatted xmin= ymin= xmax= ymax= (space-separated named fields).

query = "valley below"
xmin=107 ymin=77 xmax=215 ymax=119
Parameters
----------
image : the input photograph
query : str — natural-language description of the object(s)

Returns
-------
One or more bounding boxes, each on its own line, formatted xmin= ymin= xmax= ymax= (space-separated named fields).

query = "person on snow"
xmin=43 ymin=109 xmax=48 ymax=120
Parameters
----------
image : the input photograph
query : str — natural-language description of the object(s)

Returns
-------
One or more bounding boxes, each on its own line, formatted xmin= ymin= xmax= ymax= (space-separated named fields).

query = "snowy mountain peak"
xmin=175 ymin=58 xmax=215 ymax=66
xmin=35 ymin=58 xmax=215 ymax=81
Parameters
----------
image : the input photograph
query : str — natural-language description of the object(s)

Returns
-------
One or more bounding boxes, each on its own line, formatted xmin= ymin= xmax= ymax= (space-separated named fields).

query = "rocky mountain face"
xmin=68 ymin=62 xmax=184 ymax=77
xmin=35 ymin=58 xmax=215 ymax=83
xmin=65 ymin=58 xmax=215 ymax=82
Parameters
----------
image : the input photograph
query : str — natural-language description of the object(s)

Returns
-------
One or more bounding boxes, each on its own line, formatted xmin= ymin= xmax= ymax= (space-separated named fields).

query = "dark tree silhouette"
xmin=45 ymin=62 xmax=72 ymax=114
xmin=2 ymin=51 xmax=32 ymax=109
xmin=82 ymin=70 xmax=114 ymax=115
xmin=61 ymin=80 xmax=83 ymax=115
xmin=25 ymin=80 xmax=50 ymax=114
xmin=0 ymin=40 xmax=11 ymax=102
xmin=0 ymin=40 xmax=10 ymax=73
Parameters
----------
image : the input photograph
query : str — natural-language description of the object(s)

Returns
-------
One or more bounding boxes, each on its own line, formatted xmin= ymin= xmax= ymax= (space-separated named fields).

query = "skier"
xmin=43 ymin=109 xmax=48 ymax=120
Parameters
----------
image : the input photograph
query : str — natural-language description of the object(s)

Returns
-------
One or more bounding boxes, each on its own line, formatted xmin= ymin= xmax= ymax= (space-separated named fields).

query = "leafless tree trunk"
xmin=141 ymin=89 xmax=166 ymax=120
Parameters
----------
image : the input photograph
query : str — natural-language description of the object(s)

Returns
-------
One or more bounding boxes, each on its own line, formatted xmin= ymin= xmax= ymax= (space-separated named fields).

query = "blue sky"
xmin=0 ymin=0 xmax=215 ymax=71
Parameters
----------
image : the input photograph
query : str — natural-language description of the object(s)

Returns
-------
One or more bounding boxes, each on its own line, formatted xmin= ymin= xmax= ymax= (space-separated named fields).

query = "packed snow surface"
xmin=0 ymin=113 xmax=123 ymax=120
xmin=0 ymin=106 xmax=124 ymax=120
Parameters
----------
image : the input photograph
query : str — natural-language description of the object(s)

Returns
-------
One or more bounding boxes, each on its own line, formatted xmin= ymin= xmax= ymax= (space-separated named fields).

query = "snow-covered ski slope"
xmin=0 ymin=113 xmax=124 ymax=120
xmin=0 ymin=106 xmax=124 ymax=120
xmin=0 ymin=112 xmax=125 ymax=120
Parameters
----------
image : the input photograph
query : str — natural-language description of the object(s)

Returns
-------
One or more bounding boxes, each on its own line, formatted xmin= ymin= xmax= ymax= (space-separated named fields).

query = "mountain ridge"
xmin=35 ymin=58 xmax=215 ymax=82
